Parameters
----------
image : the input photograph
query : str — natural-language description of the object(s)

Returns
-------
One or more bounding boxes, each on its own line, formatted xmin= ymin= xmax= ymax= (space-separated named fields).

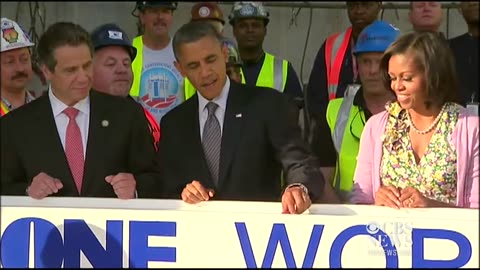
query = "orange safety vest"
xmin=325 ymin=26 xmax=352 ymax=100
xmin=0 ymin=101 xmax=9 ymax=117
xmin=142 ymin=107 xmax=161 ymax=152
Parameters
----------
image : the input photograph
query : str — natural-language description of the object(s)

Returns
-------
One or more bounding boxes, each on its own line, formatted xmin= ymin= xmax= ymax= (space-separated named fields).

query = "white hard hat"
xmin=1 ymin=17 xmax=34 ymax=53
xmin=228 ymin=2 xmax=270 ymax=26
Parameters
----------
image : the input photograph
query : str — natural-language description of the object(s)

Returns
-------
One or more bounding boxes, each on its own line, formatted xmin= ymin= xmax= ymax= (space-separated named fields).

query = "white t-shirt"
xmin=138 ymin=39 xmax=184 ymax=125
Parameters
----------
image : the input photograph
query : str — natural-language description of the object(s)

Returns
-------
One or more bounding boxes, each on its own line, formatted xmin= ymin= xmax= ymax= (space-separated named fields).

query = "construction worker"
xmin=224 ymin=38 xmax=243 ymax=84
xmin=190 ymin=2 xmax=226 ymax=34
xmin=90 ymin=23 xmax=160 ymax=151
xmin=305 ymin=1 xmax=381 ymax=183
xmin=409 ymin=2 xmax=443 ymax=34
xmin=449 ymin=1 xmax=479 ymax=108
xmin=1 ymin=17 xmax=36 ymax=116
xmin=228 ymin=2 xmax=303 ymax=104
xmin=129 ymin=1 xmax=184 ymax=126
xmin=325 ymin=20 xmax=400 ymax=201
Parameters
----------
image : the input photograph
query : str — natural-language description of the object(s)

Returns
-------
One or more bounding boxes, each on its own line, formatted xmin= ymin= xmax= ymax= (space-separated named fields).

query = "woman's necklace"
xmin=407 ymin=103 xmax=447 ymax=135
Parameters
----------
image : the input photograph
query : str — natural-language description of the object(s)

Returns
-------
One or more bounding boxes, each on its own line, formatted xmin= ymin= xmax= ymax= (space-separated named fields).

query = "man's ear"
xmin=222 ymin=43 xmax=229 ymax=64
xmin=174 ymin=60 xmax=187 ymax=78
xmin=408 ymin=8 xmax=413 ymax=24
xmin=40 ymin=64 xmax=52 ymax=82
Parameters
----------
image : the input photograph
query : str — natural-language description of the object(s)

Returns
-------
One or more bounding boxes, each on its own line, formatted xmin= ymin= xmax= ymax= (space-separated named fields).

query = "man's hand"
xmin=282 ymin=185 xmax=311 ymax=214
xmin=27 ymin=172 xmax=63 ymax=199
xmin=105 ymin=173 xmax=136 ymax=199
xmin=374 ymin=185 xmax=401 ymax=209
xmin=181 ymin=180 xmax=214 ymax=204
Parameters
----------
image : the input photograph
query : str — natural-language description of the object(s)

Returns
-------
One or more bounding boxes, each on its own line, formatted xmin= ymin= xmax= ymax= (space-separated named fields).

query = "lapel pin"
xmin=101 ymin=120 xmax=109 ymax=127
xmin=235 ymin=113 xmax=242 ymax=118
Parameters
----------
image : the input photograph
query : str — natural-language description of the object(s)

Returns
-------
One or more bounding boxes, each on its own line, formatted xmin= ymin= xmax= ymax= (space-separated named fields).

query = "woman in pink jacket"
xmin=351 ymin=31 xmax=479 ymax=209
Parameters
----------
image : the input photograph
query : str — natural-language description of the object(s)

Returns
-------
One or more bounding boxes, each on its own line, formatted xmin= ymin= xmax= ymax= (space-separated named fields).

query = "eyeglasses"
xmin=349 ymin=109 xmax=366 ymax=141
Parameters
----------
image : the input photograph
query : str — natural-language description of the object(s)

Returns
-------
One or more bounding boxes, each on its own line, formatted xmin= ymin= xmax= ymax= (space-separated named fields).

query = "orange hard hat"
xmin=191 ymin=2 xmax=225 ymax=25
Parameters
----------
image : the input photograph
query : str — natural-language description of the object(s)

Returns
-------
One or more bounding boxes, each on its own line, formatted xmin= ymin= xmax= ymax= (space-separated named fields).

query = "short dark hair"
xmin=172 ymin=21 xmax=223 ymax=62
xmin=380 ymin=31 xmax=459 ymax=109
xmin=37 ymin=22 xmax=93 ymax=71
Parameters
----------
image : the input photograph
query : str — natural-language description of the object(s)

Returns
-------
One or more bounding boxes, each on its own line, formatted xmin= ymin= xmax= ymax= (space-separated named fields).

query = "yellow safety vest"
xmin=130 ymin=36 xmax=188 ymax=99
xmin=184 ymin=52 xmax=288 ymax=100
xmin=326 ymin=88 xmax=363 ymax=200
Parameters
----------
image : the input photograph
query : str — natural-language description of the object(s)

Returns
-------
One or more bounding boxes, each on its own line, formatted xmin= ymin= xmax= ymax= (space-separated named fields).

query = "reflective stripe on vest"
xmin=184 ymin=68 xmax=246 ymax=100
xmin=130 ymin=36 xmax=189 ymax=100
xmin=240 ymin=52 xmax=288 ymax=92
xmin=0 ymin=101 xmax=9 ymax=117
xmin=325 ymin=27 xmax=352 ymax=100
xmin=143 ymin=107 xmax=161 ymax=152
xmin=326 ymin=87 xmax=361 ymax=199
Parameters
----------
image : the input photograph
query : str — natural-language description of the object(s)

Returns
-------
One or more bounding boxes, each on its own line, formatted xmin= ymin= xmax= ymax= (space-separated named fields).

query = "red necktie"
xmin=63 ymin=107 xmax=84 ymax=194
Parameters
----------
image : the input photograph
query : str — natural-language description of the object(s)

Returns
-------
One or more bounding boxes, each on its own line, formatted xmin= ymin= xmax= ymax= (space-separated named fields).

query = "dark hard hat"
xmin=91 ymin=23 xmax=137 ymax=60
xmin=135 ymin=1 xmax=178 ymax=11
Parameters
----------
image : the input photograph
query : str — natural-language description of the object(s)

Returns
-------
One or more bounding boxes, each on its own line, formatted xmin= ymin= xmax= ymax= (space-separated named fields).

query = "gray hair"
xmin=172 ymin=21 xmax=224 ymax=61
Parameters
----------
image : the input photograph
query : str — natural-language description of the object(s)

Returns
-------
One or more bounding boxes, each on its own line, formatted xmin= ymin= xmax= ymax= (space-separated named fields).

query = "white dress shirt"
xmin=48 ymin=88 xmax=90 ymax=157
xmin=198 ymin=77 xmax=230 ymax=141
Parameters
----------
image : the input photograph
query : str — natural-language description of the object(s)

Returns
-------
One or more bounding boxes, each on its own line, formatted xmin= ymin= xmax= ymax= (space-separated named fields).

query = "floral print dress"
xmin=380 ymin=102 xmax=460 ymax=205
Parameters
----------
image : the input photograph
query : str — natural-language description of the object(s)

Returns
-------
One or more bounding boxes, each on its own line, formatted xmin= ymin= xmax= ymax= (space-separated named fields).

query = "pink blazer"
xmin=350 ymin=107 xmax=479 ymax=208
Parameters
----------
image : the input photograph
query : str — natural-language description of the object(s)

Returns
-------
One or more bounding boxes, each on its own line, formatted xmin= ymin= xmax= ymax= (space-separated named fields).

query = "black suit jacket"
xmin=159 ymin=81 xmax=324 ymax=201
xmin=1 ymin=90 xmax=161 ymax=198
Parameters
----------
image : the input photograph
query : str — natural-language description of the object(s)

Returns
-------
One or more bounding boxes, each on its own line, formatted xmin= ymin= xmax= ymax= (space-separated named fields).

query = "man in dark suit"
xmin=159 ymin=22 xmax=325 ymax=214
xmin=1 ymin=22 xmax=161 ymax=199
xmin=449 ymin=2 xmax=478 ymax=107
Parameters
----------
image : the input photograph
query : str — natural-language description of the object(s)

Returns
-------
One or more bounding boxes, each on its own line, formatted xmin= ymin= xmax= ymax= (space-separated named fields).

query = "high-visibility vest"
xmin=142 ymin=107 xmax=161 ymax=152
xmin=242 ymin=52 xmax=288 ymax=92
xmin=326 ymin=87 xmax=362 ymax=200
xmin=184 ymin=79 xmax=196 ymax=101
xmin=184 ymin=52 xmax=287 ymax=100
xmin=325 ymin=27 xmax=352 ymax=100
xmin=130 ymin=36 xmax=189 ymax=99
xmin=0 ymin=101 xmax=9 ymax=117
